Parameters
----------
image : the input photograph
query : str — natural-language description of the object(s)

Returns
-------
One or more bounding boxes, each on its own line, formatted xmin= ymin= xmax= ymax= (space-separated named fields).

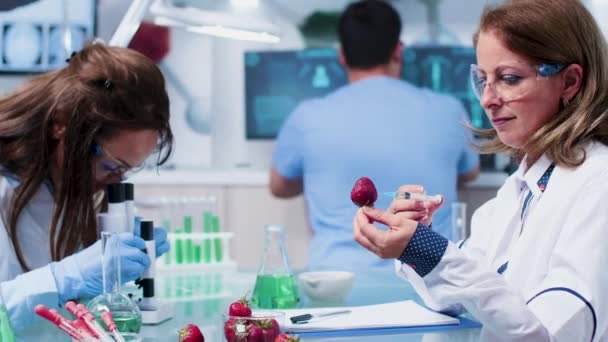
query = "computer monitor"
xmin=244 ymin=46 xmax=490 ymax=140
xmin=245 ymin=48 xmax=348 ymax=139
xmin=0 ymin=0 xmax=97 ymax=74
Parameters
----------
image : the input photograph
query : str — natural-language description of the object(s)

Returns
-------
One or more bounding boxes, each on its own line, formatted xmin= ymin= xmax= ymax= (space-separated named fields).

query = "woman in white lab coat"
xmin=0 ymin=43 xmax=173 ymax=331
xmin=353 ymin=0 xmax=608 ymax=340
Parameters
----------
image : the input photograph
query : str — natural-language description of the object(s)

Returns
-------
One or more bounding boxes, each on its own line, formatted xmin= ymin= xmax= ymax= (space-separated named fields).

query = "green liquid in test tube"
xmin=212 ymin=215 xmax=222 ymax=262
xmin=194 ymin=244 xmax=202 ymax=264
xmin=162 ymin=219 xmax=171 ymax=265
xmin=184 ymin=216 xmax=193 ymax=264
xmin=203 ymin=211 xmax=213 ymax=263
xmin=174 ymin=229 xmax=183 ymax=264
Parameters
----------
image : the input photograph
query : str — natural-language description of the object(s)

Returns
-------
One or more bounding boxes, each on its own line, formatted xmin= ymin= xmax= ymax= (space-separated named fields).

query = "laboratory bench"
xmin=18 ymin=269 xmax=482 ymax=341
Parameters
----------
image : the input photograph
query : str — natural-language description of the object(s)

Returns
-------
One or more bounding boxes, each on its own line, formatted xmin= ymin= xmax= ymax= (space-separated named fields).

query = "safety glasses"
xmin=470 ymin=63 xmax=565 ymax=102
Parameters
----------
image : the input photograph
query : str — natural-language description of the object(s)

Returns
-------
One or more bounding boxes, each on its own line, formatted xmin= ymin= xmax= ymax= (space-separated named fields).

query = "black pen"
xmin=290 ymin=310 xmax=352 ymax=324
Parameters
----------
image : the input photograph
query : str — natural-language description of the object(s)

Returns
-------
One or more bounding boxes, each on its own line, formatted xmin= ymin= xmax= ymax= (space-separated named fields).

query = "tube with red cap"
xmin=101 ymin=311 xmax=125 ymax=342
xmin=34 ymin=304 xmax=97 ymax=342
xmin=65 ymin=301 xmax=113 ymax=342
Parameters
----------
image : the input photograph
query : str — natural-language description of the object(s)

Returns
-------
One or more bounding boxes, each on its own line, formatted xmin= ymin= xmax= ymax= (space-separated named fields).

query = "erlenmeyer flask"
xmin=87 ymin=232 xmax=143 ymax=335
xmin=251 ymin=225 xmax=300 ymax=309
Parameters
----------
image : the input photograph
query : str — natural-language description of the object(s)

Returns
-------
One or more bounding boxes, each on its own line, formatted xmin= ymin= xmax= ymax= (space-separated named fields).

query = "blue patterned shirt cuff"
xmin=397 ymin=223 xmax=449 ymax=277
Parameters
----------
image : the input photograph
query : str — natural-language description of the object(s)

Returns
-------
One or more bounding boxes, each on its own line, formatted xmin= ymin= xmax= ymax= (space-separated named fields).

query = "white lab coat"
xmin=0 ymin=172 xmax=62 ymax=331
xmin=396 ymin=142 xmax=608 ymax=341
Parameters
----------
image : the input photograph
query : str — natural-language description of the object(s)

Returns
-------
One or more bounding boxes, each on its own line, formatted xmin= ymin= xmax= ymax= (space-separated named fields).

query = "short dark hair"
xmin=338 ymin=0 xmax=401 ymax=69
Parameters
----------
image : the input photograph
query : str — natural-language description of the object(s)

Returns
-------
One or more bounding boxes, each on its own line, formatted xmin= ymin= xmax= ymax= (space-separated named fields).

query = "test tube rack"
xmin=135 ymin=196 xmax=237 ymax=272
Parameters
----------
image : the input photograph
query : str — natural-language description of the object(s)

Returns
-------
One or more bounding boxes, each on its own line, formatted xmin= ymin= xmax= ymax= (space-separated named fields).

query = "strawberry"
xmin=229 ymin=296 xmax=252 ymax=317
xmin=247 ymin=324 xmax=264 ymax=342
xmin=256 ymin=319 xmax=280 ymax=342
xmin=224 ymin=318 xmax=248 ymax=342
xmin=350 ymin=177 xmax=378 ymax=207
xmin=224 ymin=318 xmax=237 ymax=341
xmin=274 ymin=333 xmax=300 ymax=342
xmin=178 ymin=323 xmax=205 ymax=342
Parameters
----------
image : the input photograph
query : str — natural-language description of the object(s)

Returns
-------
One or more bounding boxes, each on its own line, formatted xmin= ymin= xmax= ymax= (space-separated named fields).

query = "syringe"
xmin=384 ymin=191 xmax=442 ymax=203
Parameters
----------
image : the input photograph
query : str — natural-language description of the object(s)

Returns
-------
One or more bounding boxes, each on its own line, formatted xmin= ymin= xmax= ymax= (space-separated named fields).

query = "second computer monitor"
xmin=244 ymin=46 xmax=490 ymax=140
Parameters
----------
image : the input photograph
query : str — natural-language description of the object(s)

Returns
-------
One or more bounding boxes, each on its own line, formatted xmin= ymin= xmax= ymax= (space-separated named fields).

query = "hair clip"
xmin=538 ymin=64 xmax=565 ymax=77
xmin=103 ymin=80 xmax=113 ymax=90
xmin=65 ymin=51 xmax=77 ymax=63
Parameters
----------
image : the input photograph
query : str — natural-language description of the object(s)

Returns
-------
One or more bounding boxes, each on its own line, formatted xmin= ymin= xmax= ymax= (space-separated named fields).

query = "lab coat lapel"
xmin=483 ymin=174 xmax=523 ymax=265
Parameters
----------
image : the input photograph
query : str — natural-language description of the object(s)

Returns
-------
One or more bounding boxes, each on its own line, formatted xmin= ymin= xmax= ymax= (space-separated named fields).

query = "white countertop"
xmin=130 ymin=168 xmax=508 ymax=188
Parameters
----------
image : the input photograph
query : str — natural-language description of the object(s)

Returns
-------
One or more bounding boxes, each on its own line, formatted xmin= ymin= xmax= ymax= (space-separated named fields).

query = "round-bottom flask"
xmin=87 ymin=232 xmax=143 ymax=335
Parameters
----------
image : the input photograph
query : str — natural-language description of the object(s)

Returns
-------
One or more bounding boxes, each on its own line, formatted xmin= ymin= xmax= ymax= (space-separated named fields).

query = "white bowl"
xmin=298 ymin=271 xmax=354 ymax=303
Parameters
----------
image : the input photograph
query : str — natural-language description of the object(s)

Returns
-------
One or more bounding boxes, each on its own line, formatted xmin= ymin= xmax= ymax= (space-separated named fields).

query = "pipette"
xmin=383 ymin=191 xmax=442 ymax=203
xmin=101 ymin=311 xmax=126 ymax=342
xmin=34 ymin=305 xmax=97 ymax=342
xmin=65 ymin=302 xmax=114 ymax=342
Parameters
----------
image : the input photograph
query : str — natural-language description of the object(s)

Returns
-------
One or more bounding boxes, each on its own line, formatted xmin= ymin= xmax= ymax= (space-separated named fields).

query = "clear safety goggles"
xmin=470 ymin=63 xmax=565 ymax=102
xmin=92 ymin=143 xmax=145 ymax=180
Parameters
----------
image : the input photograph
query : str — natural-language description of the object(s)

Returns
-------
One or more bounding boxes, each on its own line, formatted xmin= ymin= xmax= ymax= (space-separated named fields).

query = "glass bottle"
xmin=0 ymin=305 xmax=16 ymax=342
xmin=251 ymin=225 xmax=299 ymax=309
xmin=87 ymin=232 xmax=142 ymax=335
xmin=451 ymin=202 xmax=467 ymax=242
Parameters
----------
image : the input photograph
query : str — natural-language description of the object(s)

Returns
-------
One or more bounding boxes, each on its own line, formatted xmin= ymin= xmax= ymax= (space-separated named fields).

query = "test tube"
xmin=159 ymin=197 xmax=172 ymax=265
xmin=183 ymin=198 xmax=193 ymax=264
xmin=451 ymin=202 xmax=468 ymax=242
xmin=173 ymin=199 xmax=184 ymax=264
xmin=208 ymin=196 xmax=222 ymax=263
xmin=203 ymin=197 xmax=213 ymax=263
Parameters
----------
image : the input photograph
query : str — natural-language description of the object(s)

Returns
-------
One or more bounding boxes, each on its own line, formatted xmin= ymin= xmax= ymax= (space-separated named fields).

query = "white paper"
xmin=281 ymin=300 xmax=459 ymax=332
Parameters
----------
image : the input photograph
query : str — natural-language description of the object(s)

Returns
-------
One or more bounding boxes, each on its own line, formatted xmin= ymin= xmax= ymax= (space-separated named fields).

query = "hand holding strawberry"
xmin=178 ymin=323 xmax=205 ymax=342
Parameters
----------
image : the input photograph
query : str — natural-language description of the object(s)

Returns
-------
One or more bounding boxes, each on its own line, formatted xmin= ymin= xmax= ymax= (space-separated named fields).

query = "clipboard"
xmin=280 ymin=300 xmax=481 ymax=337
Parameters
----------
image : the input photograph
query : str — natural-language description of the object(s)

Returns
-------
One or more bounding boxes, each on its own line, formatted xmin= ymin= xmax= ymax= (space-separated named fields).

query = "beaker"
xmin=87 ymin=232 xmax=142 ymax=335
xmin=451 ymin=202 xmax=467 ymax=242
xmin=251 ymin=225 xmax=300 ymax=309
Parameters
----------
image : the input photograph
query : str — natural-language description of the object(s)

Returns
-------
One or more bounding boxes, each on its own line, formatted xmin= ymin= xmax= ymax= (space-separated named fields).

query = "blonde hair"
xmin=473 ymin=0 xmax=608 ymax=166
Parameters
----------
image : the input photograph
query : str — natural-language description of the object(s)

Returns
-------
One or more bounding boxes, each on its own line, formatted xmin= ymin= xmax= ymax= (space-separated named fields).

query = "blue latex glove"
xmin=134 ymin=216 xmax=170 ymax=257
xmin=50 ymin=233 xmax=150 ymax=303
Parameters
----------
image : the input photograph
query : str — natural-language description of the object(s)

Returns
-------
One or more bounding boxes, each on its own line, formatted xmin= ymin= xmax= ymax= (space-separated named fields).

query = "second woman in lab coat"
xmin=0 ymin=43 xmax=173 ymax=331
xmin=353 ymin=0 xmax=608 ymax=340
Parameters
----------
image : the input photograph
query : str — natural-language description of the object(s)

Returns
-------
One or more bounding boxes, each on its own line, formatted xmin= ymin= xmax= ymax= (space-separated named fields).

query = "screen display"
xmin=245 ymin=46 xmax=490 ymax=140
xmin=0 ymin=0 xmax=96 ymax=73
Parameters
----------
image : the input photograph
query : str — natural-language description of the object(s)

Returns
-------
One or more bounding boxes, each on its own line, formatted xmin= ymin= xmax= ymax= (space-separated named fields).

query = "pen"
xmin=290 ymin=309 xmax=352 ymax=324
xmin=384 ymin=191 xmax=442 ymax=203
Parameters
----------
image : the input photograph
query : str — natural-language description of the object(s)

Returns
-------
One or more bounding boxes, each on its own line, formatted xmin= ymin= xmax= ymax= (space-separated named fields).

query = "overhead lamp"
xmin=150 ymin=0 xmax=280 ymax=43
xmin=110 ymin=0 xmax=281 ymax=47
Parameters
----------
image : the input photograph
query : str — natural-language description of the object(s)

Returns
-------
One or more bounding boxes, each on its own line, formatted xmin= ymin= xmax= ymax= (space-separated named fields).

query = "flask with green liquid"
xmin=251 ymin=225 xmax=300 ymax=309
xmin=0 ymin=305 xmax=16 ymax=342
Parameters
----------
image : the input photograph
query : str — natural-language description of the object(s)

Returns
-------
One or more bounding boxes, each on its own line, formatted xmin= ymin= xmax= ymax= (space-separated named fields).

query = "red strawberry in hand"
xmin=274 ymin=333 xmax=300 ymax=342
xmin=229 ymin=296 xmax=252 ymax=317
xmin=351 ymin=177 xmax=378 ymax=207
xmin=178 ymin=323 xmax=205 ymax=342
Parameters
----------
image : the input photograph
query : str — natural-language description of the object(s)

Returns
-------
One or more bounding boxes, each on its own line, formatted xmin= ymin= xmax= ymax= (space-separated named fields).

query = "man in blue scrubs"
xmin=270 ymin=0 xmax=479 ymax=271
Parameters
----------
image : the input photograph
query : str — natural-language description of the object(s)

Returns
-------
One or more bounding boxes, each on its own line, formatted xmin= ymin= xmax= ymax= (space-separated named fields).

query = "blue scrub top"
xmin=273 ymin=76 xmax=479 ymax=271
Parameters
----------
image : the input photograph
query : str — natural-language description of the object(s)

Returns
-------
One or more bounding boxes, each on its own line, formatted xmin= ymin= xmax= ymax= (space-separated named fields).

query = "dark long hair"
xmin=0 ymin=43 xmax=173 ymax=271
